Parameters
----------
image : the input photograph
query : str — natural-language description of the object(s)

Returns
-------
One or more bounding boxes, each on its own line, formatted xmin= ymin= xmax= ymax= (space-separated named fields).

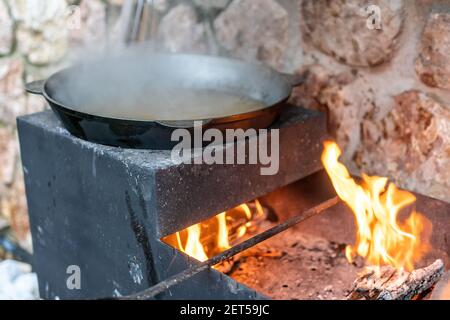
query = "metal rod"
xmin=118 ymin=196 xmax=340 ymax=300
xmin=130 ymin=0 xmax=145 ymax=42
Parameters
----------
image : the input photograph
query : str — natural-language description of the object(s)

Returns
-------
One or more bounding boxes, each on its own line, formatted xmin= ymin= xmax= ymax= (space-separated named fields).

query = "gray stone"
xmin=25 ymin=93 xmax=47 ymax=115
xmin=152 ymin=0 xmax=170 ymax=12
xmin=0 ymin=260 xmax=39 ymax=300
xmin=8 ymin=0 xmax=66 ymax=29
xmin=158 ymin=4 xmax=208 ymax=54
xmin=0 ymin=58 xmax=27 ymax=125
xmin=214 ymin=0 xmax=289 ymax=69
xmin=301 ymin=0 xmax=404 ymax=67
xmin=10 ymin=0 xmax=68 ymax=65
xmin=1 ymin=167 xmax=29 ymax=241
xmin=416 ymin=12 xmax=450 ymax=89
xmin=0 ymin=127 xmax=16 ymax=189
xmin=16 ymin=24 xmax=68 ymax=66
xmin=288 ymin=64 xmax=362 ymax=160
xmin=0 ymin=1 xmax=14 ymax=56
xmin=288 ymin=64 xmax=333 ymax=112
xmin=68 ymin=0 xmax=106 ymax=48
xmin=356 ymin=90 xmax=450 ymax=202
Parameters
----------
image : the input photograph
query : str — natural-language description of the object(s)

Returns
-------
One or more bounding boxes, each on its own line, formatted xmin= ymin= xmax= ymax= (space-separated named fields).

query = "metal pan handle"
xmin=280 ymin=73 xmax=306 ymax=88
xmin=25 ymin=80 xmax=45 ymax=95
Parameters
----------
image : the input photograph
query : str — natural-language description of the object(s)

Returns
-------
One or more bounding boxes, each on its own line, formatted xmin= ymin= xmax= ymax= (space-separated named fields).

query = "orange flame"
xmin=165 ymin=200 xmax=265 ymax=262
xmin=184 ymin=224 xmax=208 ymax=262
xmin=216 ymin=212 xmax=230 ymax=251
xmin=321 ymin=141 xmax=430 ymax=271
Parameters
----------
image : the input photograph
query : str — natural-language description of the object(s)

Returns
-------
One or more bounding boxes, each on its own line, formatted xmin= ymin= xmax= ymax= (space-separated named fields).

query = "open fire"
xmin=156 ymin=139 xmax=446 ymax=301
xmin=167 ymin=141 xmax=432 ymax=275
xmin=163 ymin=200 xmax=266 ymax=262
xmin=321 ymin=141 xmax=431 ymax=271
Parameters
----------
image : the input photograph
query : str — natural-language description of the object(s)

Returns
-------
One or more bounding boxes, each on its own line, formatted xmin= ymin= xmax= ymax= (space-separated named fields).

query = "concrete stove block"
xmin=17 ymin=106 xmax=327 ymax=299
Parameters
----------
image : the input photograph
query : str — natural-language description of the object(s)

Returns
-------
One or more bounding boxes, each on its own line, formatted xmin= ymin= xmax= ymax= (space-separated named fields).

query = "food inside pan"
xmin=57 ymin=88 xmax=267 ymax=121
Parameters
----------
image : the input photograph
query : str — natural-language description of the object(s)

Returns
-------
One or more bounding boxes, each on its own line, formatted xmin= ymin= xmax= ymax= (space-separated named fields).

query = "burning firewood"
xmin=348 ymin=259 xmax=445 ymax=300
xmin=322 ymin=142 xmax=445 ymax=300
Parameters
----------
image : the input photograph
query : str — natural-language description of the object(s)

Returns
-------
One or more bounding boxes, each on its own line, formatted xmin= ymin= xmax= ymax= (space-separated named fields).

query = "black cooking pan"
xmin=25 ymin=53 xmax=304 ymax=149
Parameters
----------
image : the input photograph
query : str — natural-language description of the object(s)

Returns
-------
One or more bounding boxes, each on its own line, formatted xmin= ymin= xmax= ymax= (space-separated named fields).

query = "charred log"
xmin=348 ymin=259 xmax=445 ymax=300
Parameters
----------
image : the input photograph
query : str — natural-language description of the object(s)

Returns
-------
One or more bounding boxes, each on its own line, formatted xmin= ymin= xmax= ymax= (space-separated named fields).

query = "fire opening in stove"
xmin=162 ymin=200 xmax=268 ymax=262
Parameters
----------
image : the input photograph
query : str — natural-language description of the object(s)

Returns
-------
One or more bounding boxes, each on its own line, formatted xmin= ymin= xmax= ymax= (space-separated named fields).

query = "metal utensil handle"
xmin=25 ymin=80 xmax=45 ymax=95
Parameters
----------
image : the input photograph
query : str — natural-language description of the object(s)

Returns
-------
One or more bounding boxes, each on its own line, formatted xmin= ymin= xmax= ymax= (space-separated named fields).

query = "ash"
xmin=228 ymin=225 xmax=365 ymax=300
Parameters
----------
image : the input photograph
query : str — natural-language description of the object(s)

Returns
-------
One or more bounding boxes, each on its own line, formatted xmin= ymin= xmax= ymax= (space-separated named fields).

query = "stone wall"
xmin=289 ymin=0 xmax=450 ymax=202
xmin=0 ymin=0 xmax=449 ymax=240
xmin=0 ymin=0 xmax=112 ymax=240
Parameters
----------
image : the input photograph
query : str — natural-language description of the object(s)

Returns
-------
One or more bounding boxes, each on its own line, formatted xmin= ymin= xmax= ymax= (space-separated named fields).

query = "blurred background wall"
xmin=0 ymin=0 xmax=449 ymax=245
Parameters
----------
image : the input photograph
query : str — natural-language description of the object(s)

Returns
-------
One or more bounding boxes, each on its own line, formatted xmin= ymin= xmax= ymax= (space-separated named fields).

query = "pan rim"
xmin=42 ymin=53 xmax=293 ymax=124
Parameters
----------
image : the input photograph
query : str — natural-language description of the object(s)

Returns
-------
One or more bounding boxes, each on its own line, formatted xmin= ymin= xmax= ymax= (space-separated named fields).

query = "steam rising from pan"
xmin=48 ymin=46 xmax=289 ymax=121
